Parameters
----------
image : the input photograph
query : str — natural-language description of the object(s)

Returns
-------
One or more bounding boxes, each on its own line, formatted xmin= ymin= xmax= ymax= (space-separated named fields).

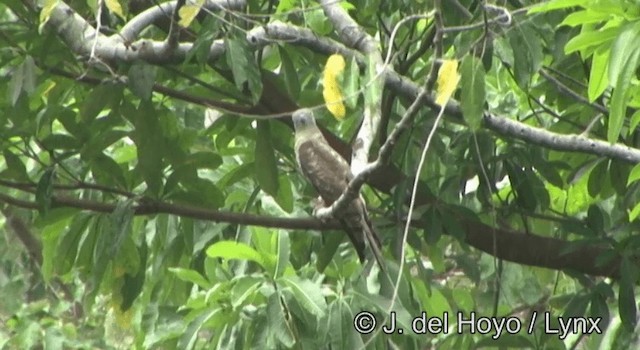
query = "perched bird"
xmin=292 ymin=108 xmax=384 ymax=269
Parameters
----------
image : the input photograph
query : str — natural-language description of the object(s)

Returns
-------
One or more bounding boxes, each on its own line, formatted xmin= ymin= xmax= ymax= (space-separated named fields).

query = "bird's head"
xmin=292 ymin=108 xmax=318 ymax=131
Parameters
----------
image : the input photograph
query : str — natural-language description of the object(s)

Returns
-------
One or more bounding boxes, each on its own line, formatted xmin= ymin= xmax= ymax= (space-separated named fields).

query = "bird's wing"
xmin=296 ymin=137 xmax=352 ymax=204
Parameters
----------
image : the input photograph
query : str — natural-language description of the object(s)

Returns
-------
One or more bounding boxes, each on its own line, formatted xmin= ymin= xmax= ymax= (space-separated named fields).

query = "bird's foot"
xmin=311 ymin=197 xmax=333 ymax=222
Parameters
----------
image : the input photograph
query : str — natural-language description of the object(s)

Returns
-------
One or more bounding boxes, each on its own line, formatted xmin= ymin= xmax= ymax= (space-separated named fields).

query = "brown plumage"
xmin=292 ymin=108 xmax=384 ymax=269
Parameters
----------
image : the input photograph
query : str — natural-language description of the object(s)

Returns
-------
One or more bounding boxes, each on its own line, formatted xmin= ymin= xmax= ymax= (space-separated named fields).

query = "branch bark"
xmin=0 ymin=189 xmax=625 ymax=279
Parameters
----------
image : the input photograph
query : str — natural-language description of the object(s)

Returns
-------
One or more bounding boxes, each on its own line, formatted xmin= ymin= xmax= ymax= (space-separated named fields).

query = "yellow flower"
xmin=435 ymin=59 xmax=460 ymax=106
xmin=323 ymin=54 xmax=346 ymax=119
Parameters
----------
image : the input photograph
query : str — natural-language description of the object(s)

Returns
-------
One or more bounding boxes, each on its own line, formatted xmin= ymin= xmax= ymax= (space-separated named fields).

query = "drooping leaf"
xmin=169 ymin=267 xmax=211 ymax=289
xmin=279 ymin=47 xmax=300 ymax=100
xmin=35 ymin=167 xmax=56 ymax=217
xmin=279 ymin=276 xmax=327 ymax=318
xmin=104 ymin=0 xmax=126 ymax=19
xmin=178 ymin=0 xmax=204 ymax=28
xmin=255 ymin=120 xmax=279 ymax=197
xmin=274 ymin=174 xmax=294 ymax=213
xmin=564 ymin=27 xmax=618 ymax=55
xmin=128 ymin=63 xmax=157 ymax=101
xmin=343 ymin=55 xmax=360 ymax=109
xmin=618 ymin=257 xmax=638 ymax=330
xmin=609 ymin=21 xmax=640 ymax=86
xmin=206 ymin=241 xmax=266 ymax=269
xmin=588 ymin=47 xmax=610 ymax=102
xmin=460 ymin=55 xmax=485 ymax=130
xmin=509 ymin=23 xmax=543 ymax=87
xmin=267 ymin=291 xmax=296 ymax=347
xmin=273 ymin=231 xmax=290 ymax=279
xmin=225 ymin=35 xmax=263 ymax=103
xmin=608 ymin=48 xmax=640 ymax=143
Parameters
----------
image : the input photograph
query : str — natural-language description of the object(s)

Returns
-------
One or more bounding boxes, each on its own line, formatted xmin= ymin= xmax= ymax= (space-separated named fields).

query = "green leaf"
xmin=75 ymin=217 xmax=99 ymax=271
xmin=80 ymin=129 xmax=127 ymax=159
xmin=255 ymin=121 xmax=279 ymax=197
xmin=306 ymin=8 xmax=332 ymax=35
xmin=563 ymin=294 xmax=589 ymax=319
xmin=55 ymin=213 xmax=91 ymax=275
xmin=364 ymin=54 xmax=382 ymax=110
xmin=132 ymin=103 xmax=164 ymax=195
xmin=172 ymin=177 xmax=225 ymax=209
xmin=40 ymin=217 xmax=70 ymax=283
xmin=267 ymin=291 xmax=296 ymax=347
xmin=36 ymin=167 xmax=56 ymax=217
xmin=588 ymin=47 xmax=610 ymax=102
xmin=423 ymin=207 xmax=442 ymax=245
xmin=186 ymin=16 xmax=219 ymax=64
xmin=8 ymin=74 xmax=22 ymax=107
xmin=225 ymin=35 xmax=263 ymax=103
xmin=316 ymin=231 xmax=343 ymax=272
xmin=120 ymin=242 xmax=146 ymax=310
xmin=586 ymin=204 xmax=605 ymax=234
xmin=590 ymin=292 xmax=610 ymax=330
xmin=460 ymin=55 xmax=485 ymax=130
xmin=608 ymin=47 xmax=640 ymax=143
xmin=169 ymin=267 xmax=211 ymax=289
xmin=40 ymin=134 xmax=80 ymax=150
xmin=273 ymin=231 xmax=290 ymax=279
xmin=2 ymin=150 xmax=28 ymax=180
xmin=505 ymin=161 xmax=537 ymax=211
xmin=564 ymin=27 xmax=618 ymax=55
xmin=609 ymin=160 xmax=629 ymax=195
xmin=128 ymin=63 xmax=156 ymax=100
xmin=274 ymin=174 xmax=294 ymax=213
xmin=183 ymin=151 xmax=223 ymax=170
xmin=629 ymin=110 xmax=640 ymax=133
xmin=588 ymin=159 xmax=608 ymax=198
xmin=110 ymin=199 xmax=135 ymax=257
xmin=279 ymin=276 xmax=327 ymax=318
xmin=627 ymin=162 xmax=640 ymax=185
xmin=560 ymin=9 xmax=613 ymax=27
xmin=90 ymin=153 xmax=128 ymax=189
xmin=80 ymin=84 xmax=116 ymax=122
xmin=509 ymin=23 xmax=543 ymax=87
xmin=609 ymin=21 xmax=640 ymax=86
xmin=343 ymin=55 xmax=360 ymax=109
xmin=179 ymin=309 xmax=220 ymax=350
xmin=618 ymin=258 xmax=638 ymax=330
xmin=279 ymin=47 xmax=300 ymax=100
xmin=206 ymin=241 xmax=266 ymax=269
xmin=628 ymin=202 xmax=640 ymax=222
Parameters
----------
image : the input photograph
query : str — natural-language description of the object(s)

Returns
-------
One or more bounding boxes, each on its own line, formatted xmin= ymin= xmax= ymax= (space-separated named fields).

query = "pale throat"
xmin=294 ymin=127 xmax=323 ymax=148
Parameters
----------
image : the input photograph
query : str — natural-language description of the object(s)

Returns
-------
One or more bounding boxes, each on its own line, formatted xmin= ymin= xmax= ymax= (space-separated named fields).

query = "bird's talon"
xmin=313 ymin=206 xmax=332 ymax=222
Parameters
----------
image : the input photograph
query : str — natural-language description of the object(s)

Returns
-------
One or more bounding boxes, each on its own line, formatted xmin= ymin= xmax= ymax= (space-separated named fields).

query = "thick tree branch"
xmin=118 ymin=0 xmax=245 ymax=42
xmin=0 ymin=190 xmax=624 ymax=279
xmin=47 ymin=1 xmax=229 ymax=65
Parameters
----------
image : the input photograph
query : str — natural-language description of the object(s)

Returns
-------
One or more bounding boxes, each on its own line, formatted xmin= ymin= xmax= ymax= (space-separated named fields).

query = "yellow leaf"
xmin=179 ymin=0 xmax=204 ymax=28
xmin=105 ymin=0 xmax=125 ymax=20
xmin=323 ymin=54 xmax=346 ymax=119
xmin=39 ymin=0 xmax=60 ymax=32
xmin=435 ymin=59 xmax=460 ymax=106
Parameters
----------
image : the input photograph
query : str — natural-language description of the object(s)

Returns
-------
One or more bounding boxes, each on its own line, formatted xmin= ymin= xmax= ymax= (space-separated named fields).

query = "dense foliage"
xmin=1 ymin=0 xmax=640 ymax=349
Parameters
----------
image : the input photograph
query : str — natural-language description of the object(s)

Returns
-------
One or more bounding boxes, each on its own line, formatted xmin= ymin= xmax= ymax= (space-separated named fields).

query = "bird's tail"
xmin=360 ymin=206 xmax=386 ymax=272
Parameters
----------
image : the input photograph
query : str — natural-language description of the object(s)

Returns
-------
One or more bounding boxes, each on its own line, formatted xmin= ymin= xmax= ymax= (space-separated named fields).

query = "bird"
xmin=291 ymin=108 xmax=385 ymax=269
